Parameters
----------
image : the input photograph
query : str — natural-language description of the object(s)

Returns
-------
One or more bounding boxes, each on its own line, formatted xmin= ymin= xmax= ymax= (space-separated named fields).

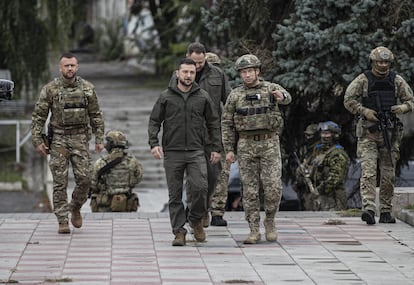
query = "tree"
xmin=0 ymin=0 xmax=76 ymax=100
xmin=201 ymin=0 xmax=414 ymax=181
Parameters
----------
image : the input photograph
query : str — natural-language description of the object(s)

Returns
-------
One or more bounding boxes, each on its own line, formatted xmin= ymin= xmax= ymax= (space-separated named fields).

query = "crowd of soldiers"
xmin=30 ymin=45 xmax=414 ymax=245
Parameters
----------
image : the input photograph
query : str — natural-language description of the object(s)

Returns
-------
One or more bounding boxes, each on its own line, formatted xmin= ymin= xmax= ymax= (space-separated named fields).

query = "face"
xmin=320 ymin=130 xmax=333 ymax=144
xmin=188 ymin=52 xmax=205 ymax=72
xmin=176 ymin=63 xmax=196 ymax=87
xmin=240 ymin=67 xmax=260 ymax=87
xmin=59 ymin=57 xmax=78 ymax=81
xmin=372 ymin=60 xmax=390 ymax=76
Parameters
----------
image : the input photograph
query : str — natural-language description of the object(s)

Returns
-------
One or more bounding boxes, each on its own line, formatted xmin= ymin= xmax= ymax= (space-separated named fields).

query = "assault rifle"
xmin=374 ymin=96 xmax=394 ymax=167
xmin=293 ymin=152 xmax=319 ymax=195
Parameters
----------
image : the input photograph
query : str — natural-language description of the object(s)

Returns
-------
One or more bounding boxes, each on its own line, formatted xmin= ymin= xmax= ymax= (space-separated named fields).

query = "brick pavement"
xmin=1 ymin=211 xmax=414 ymax=285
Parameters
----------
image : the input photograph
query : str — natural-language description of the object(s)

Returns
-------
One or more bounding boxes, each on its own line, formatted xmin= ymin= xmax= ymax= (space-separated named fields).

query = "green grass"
xmin=337 ymin=208 xmax=363 ymax=217
xmin=404 ymin=204 xmax=414 ymax=210
xmin=0 ymin=150 xmax=24 ymax=183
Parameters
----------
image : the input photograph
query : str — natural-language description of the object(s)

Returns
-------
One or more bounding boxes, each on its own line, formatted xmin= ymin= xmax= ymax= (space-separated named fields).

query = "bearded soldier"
xmin=90 ymin=130 xmax=143 ymax=212
xmin=31 ymin=52 xmax=105 ymax=234
xmin=344 ymin=46 xmax=414 ymax=224
xmin=221 ymin=54 xmax=291 ymax=244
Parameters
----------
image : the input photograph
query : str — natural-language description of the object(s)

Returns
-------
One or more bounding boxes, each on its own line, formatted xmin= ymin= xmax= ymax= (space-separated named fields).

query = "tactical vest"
xmin=102 ymin=158 xmax=131 ymax=195
xmin=234 ymin=85 xmax=281 ymax=132
xmin=310 ymin=144 xmax=349 ymax=192
xmin=362 ymin=70 xmax=396 ymax=112
xmin=53 ymin=78 xmax=89 ymax=127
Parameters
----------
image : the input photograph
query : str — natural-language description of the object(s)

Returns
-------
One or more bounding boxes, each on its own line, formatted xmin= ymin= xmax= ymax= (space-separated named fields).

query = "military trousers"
xmin=357 ymin=131 xmax=399 ymax=213
xmin=237 ymin=134 xmax=282 ymax=227
xmin=164 ymin=150 xmax=208 ymax=235
xmin=210 ymin=156 xmax=230 ymax=216
xmin=49 ymin=133 xmax=91 ymax=223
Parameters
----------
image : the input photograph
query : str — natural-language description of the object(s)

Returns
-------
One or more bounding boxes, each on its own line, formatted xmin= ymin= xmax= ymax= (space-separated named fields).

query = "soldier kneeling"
xmin=90 ymin=130 xmax=143 ymax=212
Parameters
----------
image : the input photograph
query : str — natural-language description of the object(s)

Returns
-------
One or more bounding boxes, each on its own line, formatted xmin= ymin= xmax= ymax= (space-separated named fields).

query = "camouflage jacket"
xmin=221 ymin=80 xmax=291 ymax=153
xmin=310 ymin=143 xmax=350 ymax=195
xmin=344 ymin=71 xmax=414 ymax=116
xmin=91 ymin=149 xmax=143 ymax=195
xmin=31 ymin=76 xmax=105 ymax=147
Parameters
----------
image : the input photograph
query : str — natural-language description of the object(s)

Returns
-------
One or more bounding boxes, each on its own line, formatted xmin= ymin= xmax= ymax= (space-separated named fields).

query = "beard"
xmin=179 ymin=77 xmax=193 ymax=87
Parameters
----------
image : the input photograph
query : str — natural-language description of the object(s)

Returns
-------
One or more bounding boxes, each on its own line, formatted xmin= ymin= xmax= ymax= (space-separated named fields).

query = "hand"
xmin=210 ymin=151 xmax=221 ymax=164
xmin=272 ymin=90 xmax=286 ymax=102
xmin=151 ymin=146 xmax=163 ymax=159
xmin=362 ymin=108 xmax=379 ymax=122
xmin=391 ymin=104 xmax=409 ymax=115
xmin=226 ymin=151 xmax=235 ymax=164
xmin=35 ymin=143 xmax=49 ymax=156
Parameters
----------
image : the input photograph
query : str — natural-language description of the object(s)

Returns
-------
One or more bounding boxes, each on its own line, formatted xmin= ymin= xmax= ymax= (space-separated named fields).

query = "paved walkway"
xmin=1 ymin=211 xmax=413 ymax=285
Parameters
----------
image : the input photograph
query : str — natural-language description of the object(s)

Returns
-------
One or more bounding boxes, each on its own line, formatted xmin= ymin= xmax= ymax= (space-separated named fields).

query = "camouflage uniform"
xmin=292 ymin=123 xmax=320 ymax=210
xmin=90 ymin=131 xmax=143 ymax=212
xmin=309 ymin=141 xmax=350 ymax=211
xmin=222 ymin=54 xmax=291 ymax=243
xmin=344 ymin=46 xmax=414 ymax=224
xmin=32 ymin=76 xmax=104 ymax=224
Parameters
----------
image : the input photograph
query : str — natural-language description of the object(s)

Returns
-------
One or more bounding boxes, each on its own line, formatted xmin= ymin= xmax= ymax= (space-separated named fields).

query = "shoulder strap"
xmin=97 ymin=155 xmax=125 ymax=180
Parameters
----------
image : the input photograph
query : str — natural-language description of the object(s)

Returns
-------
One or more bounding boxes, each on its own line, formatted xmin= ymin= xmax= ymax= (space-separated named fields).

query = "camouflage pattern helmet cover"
xmin=369 ymin=46 xmax=394 ymax=62
xmin=105 ymin=130 xmax=128 ymax=150
xmin=304 ymin=123 xmax=319 ymax=135
xmin=235 ymin=54 xmax=261 ymax=71
xmin=205 ymin=52 xmax=221 ymax=65
xmin=318 ymin=121 xmax=341 ymax=135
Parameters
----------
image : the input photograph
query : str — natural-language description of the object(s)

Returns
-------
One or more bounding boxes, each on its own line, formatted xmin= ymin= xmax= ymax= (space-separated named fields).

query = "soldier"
xmin=344 ymin=46 xmax=414 ymax=224
xmin=221 ymin=54 xmax=291 ymax=244
xmin=31 ymin=52 xmax=105 ymax=234
xmin=293 ymin=123 xmax=320 ymax=210
xmin=185 ymin=43 xmax=231 ymax=227
xmin=90 ymin=130 xmax=143 ymax=212
xmin=148 ymin=58 xmax=221 ymax=246
xmin=309 ymin=121 xmax=350 ymax=211
xmin=205 ymin=52 xmax=221 ymax=67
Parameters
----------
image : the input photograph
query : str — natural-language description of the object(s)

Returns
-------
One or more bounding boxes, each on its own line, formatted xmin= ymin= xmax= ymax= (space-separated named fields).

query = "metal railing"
xmin=0 ymin=120 xmax=32 ymax=163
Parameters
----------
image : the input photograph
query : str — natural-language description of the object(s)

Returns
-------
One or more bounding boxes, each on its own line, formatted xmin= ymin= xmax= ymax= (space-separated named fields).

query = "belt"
xmin=53 ymin=127 xmax=87 ymax=135
xmin=238 ymin=133 xmax=275 ymax=141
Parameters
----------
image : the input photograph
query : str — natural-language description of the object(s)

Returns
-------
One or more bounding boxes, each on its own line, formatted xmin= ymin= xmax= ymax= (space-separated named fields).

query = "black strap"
xmin=97 ymin=155 xmax=125 ymax=180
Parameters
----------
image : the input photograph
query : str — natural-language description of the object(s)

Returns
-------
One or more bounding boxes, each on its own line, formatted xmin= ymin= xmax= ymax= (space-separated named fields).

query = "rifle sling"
xmin=97 ymin=156 xmax=125 ymax=180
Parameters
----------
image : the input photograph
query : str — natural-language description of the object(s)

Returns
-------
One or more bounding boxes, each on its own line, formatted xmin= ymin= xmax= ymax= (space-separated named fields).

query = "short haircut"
xmin=178 ymin=58 xmax=196 ymax=69
xmin=59 ymin=52 xmax=78 ymax=61
xmin=187 ymin=42 xmax=206 ymax=55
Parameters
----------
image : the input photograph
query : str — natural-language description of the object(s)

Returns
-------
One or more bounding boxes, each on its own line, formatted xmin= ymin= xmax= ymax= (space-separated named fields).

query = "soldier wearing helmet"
xmin=90 ymin=130 xmax=143 ymax=212
xmin=306 ymin=121 xmax=350 ymax=211
xmin=293 ymin=123 xmax=320 ymax=210
xmin=344 ymin=46 xmax=414 ymax=224
xmin=221 ymin=53 xmax=291 ymax=244
xmin=205 ymin=52 xmax=221 ymax=66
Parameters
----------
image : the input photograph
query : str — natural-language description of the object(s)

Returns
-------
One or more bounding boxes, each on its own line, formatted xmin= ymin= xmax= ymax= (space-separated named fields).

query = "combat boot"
xmin=361 ymin=210 xmax=376 ymax=225
xmin=243 ymin=224 xmax=261 ymax=244
xmin=58 ymin=222 xmax=70 ymax=234
xmin=71 ymin=208 xmax=83 ymax=228
xmin=211 ymin=216 xmax=227 ymax=226
xmin=263 ymin=218 xmax=277 ymax=242
xmin=379 ymin=212 xmax=396 ymax=223
xmin=202 ymin=212 xmax=210 ymax=228
xmin=190 ymin=221 xmax=206 ymax=242
xmin=172 ymin=232 xmax=186 ymax=246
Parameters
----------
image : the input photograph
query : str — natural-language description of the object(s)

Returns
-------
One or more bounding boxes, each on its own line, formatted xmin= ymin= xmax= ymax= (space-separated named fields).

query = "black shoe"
xmin=361 ymin=210 xmax=376 ymax=225
xmin=379 ymin=212 xmax=396 ymax=223
xmin=210 ymin=216 xmax=227 ymax=226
